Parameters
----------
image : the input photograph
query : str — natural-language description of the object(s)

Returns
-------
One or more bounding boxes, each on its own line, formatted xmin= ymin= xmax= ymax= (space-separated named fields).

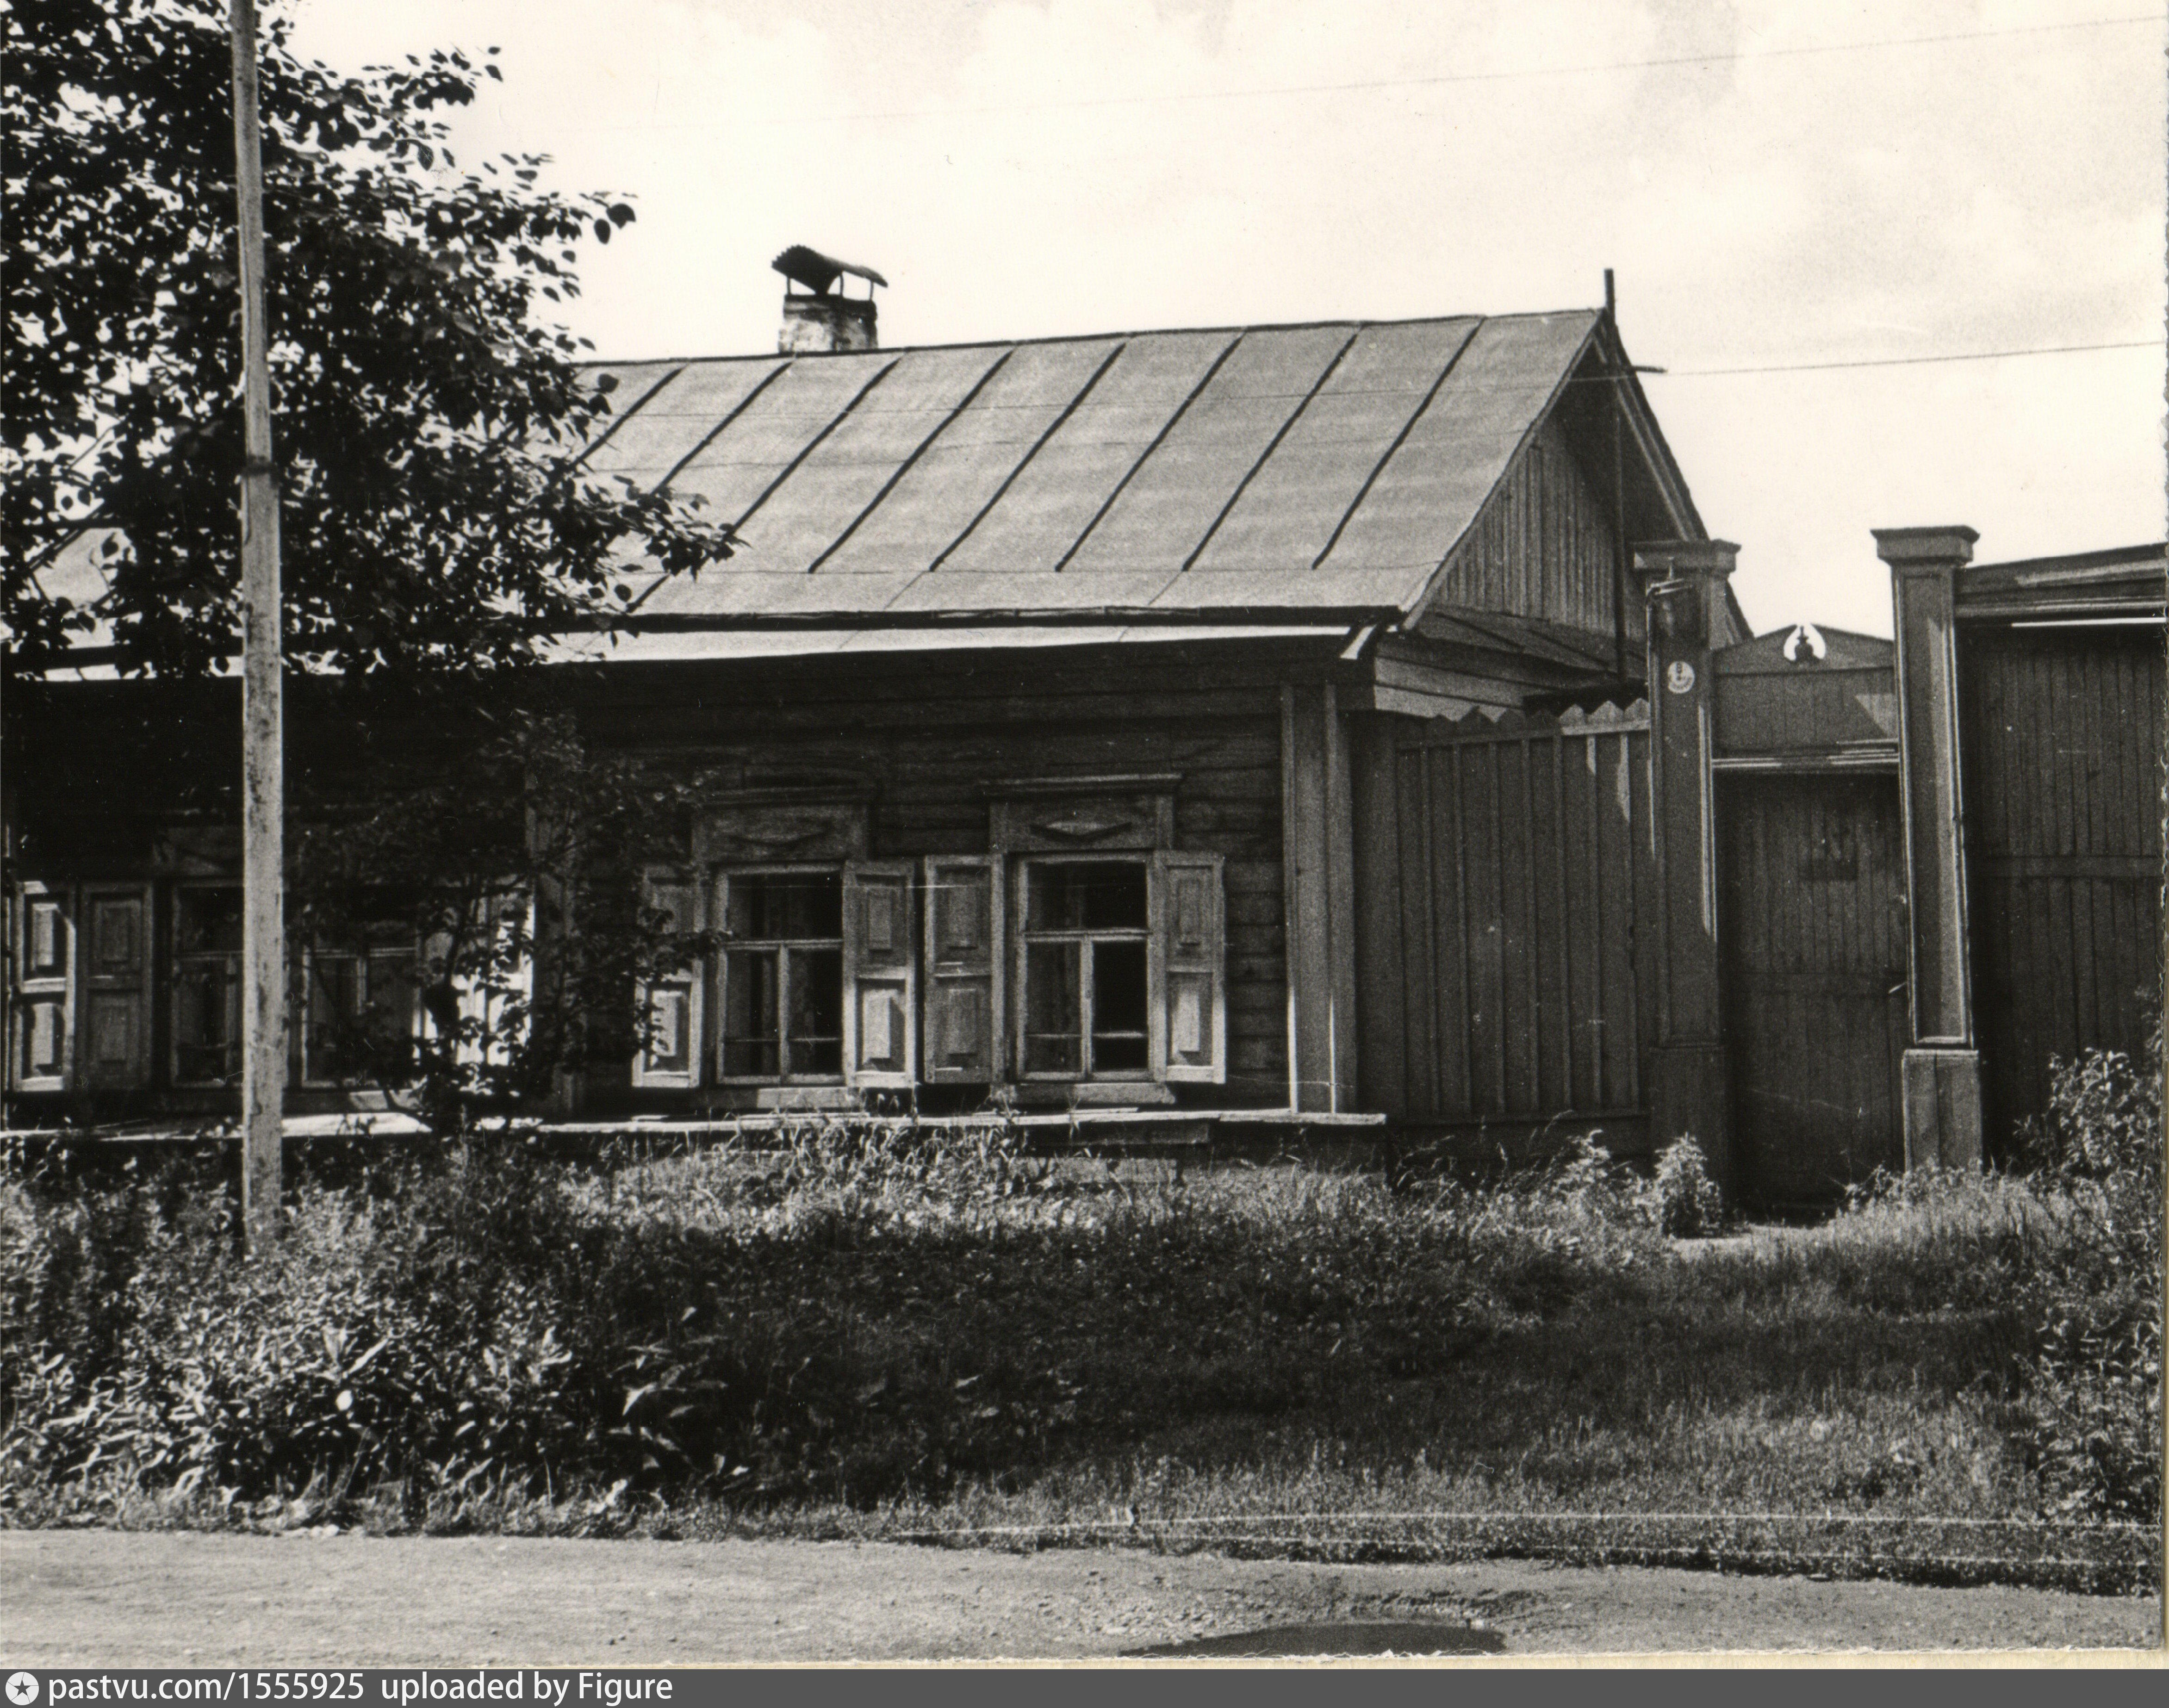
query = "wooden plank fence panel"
xmin=1718 ymin=774 xmax=1907 ymax=1202
xmin=1353 ymin=703 xmax=1653 ymax=1124
xmin=1435 ymin=744 xmax=1475 ymax=1114
xmin=1960 ymin=623 xmax=2163 ymax=1153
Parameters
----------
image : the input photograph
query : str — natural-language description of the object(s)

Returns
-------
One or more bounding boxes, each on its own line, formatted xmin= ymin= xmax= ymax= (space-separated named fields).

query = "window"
xmin=628 ymin=845 xmax=1220 ymax=1095
xmin=174 ymin=887 xmax=421 ymax=1090
xmin=300 ymin=936 xmax=419 ymax=1088
xmin=1017 ymin=859 xmax=1150 ymax=1078
xmin=172 ymin=887 xmax=243 ymax=1086
xmin=718 ymin=869 xmax=844 ymax=1080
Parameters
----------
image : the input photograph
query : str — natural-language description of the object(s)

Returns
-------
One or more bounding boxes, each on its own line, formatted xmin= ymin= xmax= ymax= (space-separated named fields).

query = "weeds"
xmin=0 ymin=1108 xmax=2157 ymax=1591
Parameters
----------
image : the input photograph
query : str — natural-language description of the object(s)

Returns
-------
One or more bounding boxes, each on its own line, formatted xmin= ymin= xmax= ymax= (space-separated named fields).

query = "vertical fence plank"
xmin=1385 ymin=702 xmax=1654 ymax=1125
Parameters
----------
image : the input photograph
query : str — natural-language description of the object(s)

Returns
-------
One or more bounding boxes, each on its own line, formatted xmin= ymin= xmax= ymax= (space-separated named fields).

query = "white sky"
xmin=287 ymin=0 xmax=2167 ymax=638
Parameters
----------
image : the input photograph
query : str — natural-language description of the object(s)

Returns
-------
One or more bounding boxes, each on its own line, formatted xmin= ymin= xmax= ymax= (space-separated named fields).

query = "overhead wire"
xmin=578 ymin=12 xmax=2165 ymax=130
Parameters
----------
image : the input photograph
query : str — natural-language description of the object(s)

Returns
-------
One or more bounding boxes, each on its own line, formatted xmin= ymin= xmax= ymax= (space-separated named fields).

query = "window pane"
xmin=306 ymin=954 xmax=364 ymax=1082
xmin=174 ymin=957 xmax=239 ymax=1083
xmin=725 ymin=872 xmax=842 ymax=941
xmin=1091 ymin=939 xmax=1149 ymax=1073
xmin=1025 ymin=861 xmax=1147 ymax=932
xmin=789 ymin=946 xmax=843 ymax=1076
xmin=722 ymin=948 xmax=781 ymax=1077
xmin=1023 ymin=941 xmax=1083 ymax=1075
xmin=365 ymin=950 xmax=418 ymax=1047
xmin=175 ymin=889 xmax=243 ymax=955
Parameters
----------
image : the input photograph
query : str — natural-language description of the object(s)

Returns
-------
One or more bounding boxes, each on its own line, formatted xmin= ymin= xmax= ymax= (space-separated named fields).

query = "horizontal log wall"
xmin=10 ymin=650 xmax=1306 ymax=1111
xmin=507 ymin=652 xmax=1301 ymax=1107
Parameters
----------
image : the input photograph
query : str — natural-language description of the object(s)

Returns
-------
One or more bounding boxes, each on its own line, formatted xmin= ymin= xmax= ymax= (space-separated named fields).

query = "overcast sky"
xmin=289 ymin=0 xmax=2166 ymax=638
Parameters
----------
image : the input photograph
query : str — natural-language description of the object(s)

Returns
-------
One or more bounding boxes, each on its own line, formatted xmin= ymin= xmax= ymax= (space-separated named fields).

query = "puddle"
xmin=1126 ymin=1620 xmax=1506 ymax=1659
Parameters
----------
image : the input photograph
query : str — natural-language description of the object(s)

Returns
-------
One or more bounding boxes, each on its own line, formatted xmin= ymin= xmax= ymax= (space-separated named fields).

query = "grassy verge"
xmin=2 ymin=1093 xmax=2158 ymax=1595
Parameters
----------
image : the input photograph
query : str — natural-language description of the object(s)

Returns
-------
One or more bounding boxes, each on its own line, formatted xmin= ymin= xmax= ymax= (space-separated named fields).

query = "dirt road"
xmin=3 ymin=1531 xmax=2159 ymax=1663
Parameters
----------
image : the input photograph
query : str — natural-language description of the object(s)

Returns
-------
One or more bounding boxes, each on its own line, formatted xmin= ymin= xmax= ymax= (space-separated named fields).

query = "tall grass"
xmin=0 ymin=1097 xmax=2157 ymax=1591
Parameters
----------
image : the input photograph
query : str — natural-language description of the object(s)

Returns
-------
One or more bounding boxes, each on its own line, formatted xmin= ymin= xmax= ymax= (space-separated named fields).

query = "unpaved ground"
xmin=3 ymin=1532 xmax=2160 ymax=1662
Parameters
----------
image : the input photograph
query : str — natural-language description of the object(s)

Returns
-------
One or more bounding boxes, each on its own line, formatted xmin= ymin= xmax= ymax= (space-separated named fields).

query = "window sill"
xmin=1011 ymin=1080 xmax=1177 ymax=1110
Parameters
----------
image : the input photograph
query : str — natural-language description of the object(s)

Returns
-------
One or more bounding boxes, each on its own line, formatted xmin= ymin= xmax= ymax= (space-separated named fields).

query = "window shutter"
xmin=1151 ymin=852 xmax=1225 ymax=1084
xmin=79 ymin=885 xmax=152 ymax=1089
xmin=921 ymin=856 xmax=1002 ymax=1083
xmin=632 ymin=870 xmax=702 ymax=1089
xmin=843 ymin=862 xmax=916 ymax=1088
xmin=427 ymin=892 xmax=530 ymax=1072
xmin=10 ymin=882 xmax=74 ymax=1093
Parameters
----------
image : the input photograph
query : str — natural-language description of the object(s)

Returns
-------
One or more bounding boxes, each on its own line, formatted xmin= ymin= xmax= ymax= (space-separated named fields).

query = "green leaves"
xmin=4 ymin=0 xmax=734 ymax=678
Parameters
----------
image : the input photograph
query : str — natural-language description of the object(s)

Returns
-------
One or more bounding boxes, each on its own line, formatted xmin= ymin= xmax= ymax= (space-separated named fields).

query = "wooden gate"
xmin=1351 ymin=702 xmax=1656 ymax=1132
xmin=1958 ymin=623 xmax=2164 ymax=1153
xmin=1717 ymin=775 xmax=1908 ymax=1203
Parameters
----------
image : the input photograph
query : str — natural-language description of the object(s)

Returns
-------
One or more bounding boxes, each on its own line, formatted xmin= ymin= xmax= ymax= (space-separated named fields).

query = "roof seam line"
xmin=1310 ymin=321 xmax=1481 ymax=572
xmin=1398 ymin=319 xmax=1625 ymax=618
xmin=648 ymin=360 xmax=795 ymax=498
xmin=731 ymin=356 xmax=901 ymax=535
xmin=924 ymin=339 xmax=1130 ymax=576
xmin=1181 ymin=328 xmax=1361 ymax=574
xmin=803 ymin=347 xmax=1018 ymax=576
xmin=1052 ymin=331 xmax=1246 ymax=575
xmin=621 ymin=361 xmax=797 ymax=615
xmin=572 ymin=364 xmax=685 ymax=478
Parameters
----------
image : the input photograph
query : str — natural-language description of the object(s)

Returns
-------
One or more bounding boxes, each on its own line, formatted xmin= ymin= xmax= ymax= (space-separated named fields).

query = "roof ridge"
xmin=577 ymin=307 xmax=1602 ymax=370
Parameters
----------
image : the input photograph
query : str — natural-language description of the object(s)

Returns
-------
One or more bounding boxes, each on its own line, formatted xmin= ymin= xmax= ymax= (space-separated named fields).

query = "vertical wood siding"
xmin=1959 ymin=624 xmax=2164 ymax=1151
xmin=1437 ymin=416 xmax=1618 ymax=636
xmin=1718 ymin=775 xmax=1908 ymax=1202
xmin=1352 ymin=702 xmax=1653 ymax=1122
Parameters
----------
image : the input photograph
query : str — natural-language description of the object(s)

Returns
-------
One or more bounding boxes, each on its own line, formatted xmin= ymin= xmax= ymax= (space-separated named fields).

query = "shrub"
xmin=1642 ymin=1137 xmax=1726 ymax=1238
xmin=2 ymin=1127 xmax=1507 ymax=1515
xmin=2014 ymin=1025 xmax=2163 ymax=1522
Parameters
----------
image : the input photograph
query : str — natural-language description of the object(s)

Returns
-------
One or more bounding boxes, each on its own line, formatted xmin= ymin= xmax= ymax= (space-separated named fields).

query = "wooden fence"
xmin=1350 ymin=702 xmax=1655 ymax=1131
xmin=1958 ymin=621 xmax=2164 ymax=1151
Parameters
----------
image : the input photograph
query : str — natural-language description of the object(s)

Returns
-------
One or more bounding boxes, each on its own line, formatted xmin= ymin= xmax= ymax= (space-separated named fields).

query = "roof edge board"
xmin=610 ymin=603 xmax=1402 ymax=633
xmin=1596 ymin=316 xmax=1706 ymax=543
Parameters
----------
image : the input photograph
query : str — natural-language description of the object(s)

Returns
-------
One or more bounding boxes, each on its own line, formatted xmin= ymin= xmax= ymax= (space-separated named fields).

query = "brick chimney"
xmin=772 ymin=244 xmax=884 ymax=354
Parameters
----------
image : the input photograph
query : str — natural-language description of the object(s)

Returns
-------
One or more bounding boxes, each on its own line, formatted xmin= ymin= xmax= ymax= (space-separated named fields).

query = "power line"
xmin=1661 ymin=339 xmax=2161 ymax=377
xmin=589 ymin=12 xmax=2164 ymax=130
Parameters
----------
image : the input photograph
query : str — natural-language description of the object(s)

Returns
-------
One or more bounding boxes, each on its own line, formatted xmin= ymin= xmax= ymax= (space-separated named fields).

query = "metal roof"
xmin=588 ymin=310 xmax=1613 ymax=629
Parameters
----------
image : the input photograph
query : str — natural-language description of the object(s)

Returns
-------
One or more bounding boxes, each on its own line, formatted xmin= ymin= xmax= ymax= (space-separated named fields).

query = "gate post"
xmin=1876 ymin=525 xmax=1983 ymax=1171
xmin=1636 ymin=540 xmax=1736 ymax=1188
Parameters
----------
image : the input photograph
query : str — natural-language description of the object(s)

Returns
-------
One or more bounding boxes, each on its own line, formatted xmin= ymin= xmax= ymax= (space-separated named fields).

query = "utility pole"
xmin=230 ymin=0 xmax=284 ymax=1254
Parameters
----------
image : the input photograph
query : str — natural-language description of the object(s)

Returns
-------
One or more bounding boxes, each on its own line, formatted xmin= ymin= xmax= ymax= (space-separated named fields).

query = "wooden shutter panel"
xmin=843 ymin=862 xmax=916 ymax=1088
xmin=632 ymin=871 xmax=702 ymax=1090
xmin=921 ymin=856 xmax=1002 ymax=1083
xmin=79 ymin=885 xmax=152 ymax=1089
xmin=1152 ymin=852 xmax=1225 ymax=1084
xmin=10 ymin=882 xmax=74 ymax=1092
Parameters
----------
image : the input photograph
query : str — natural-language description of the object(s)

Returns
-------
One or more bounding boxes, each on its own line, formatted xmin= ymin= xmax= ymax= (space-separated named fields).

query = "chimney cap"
xmin=772 ymin=244 xmax=888 ymax=296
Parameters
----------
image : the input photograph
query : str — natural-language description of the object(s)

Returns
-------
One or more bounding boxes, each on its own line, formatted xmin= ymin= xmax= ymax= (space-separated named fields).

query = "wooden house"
xmin=10 ymin=280 xmax=1761 ymax=1161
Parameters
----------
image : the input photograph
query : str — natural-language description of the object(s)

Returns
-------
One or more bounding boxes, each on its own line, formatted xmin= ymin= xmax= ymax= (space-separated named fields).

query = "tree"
xmin=3 ymin=0 xmax=733 ymax=678
xmin=292 ymin=710 xmax=716 ymax=1133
